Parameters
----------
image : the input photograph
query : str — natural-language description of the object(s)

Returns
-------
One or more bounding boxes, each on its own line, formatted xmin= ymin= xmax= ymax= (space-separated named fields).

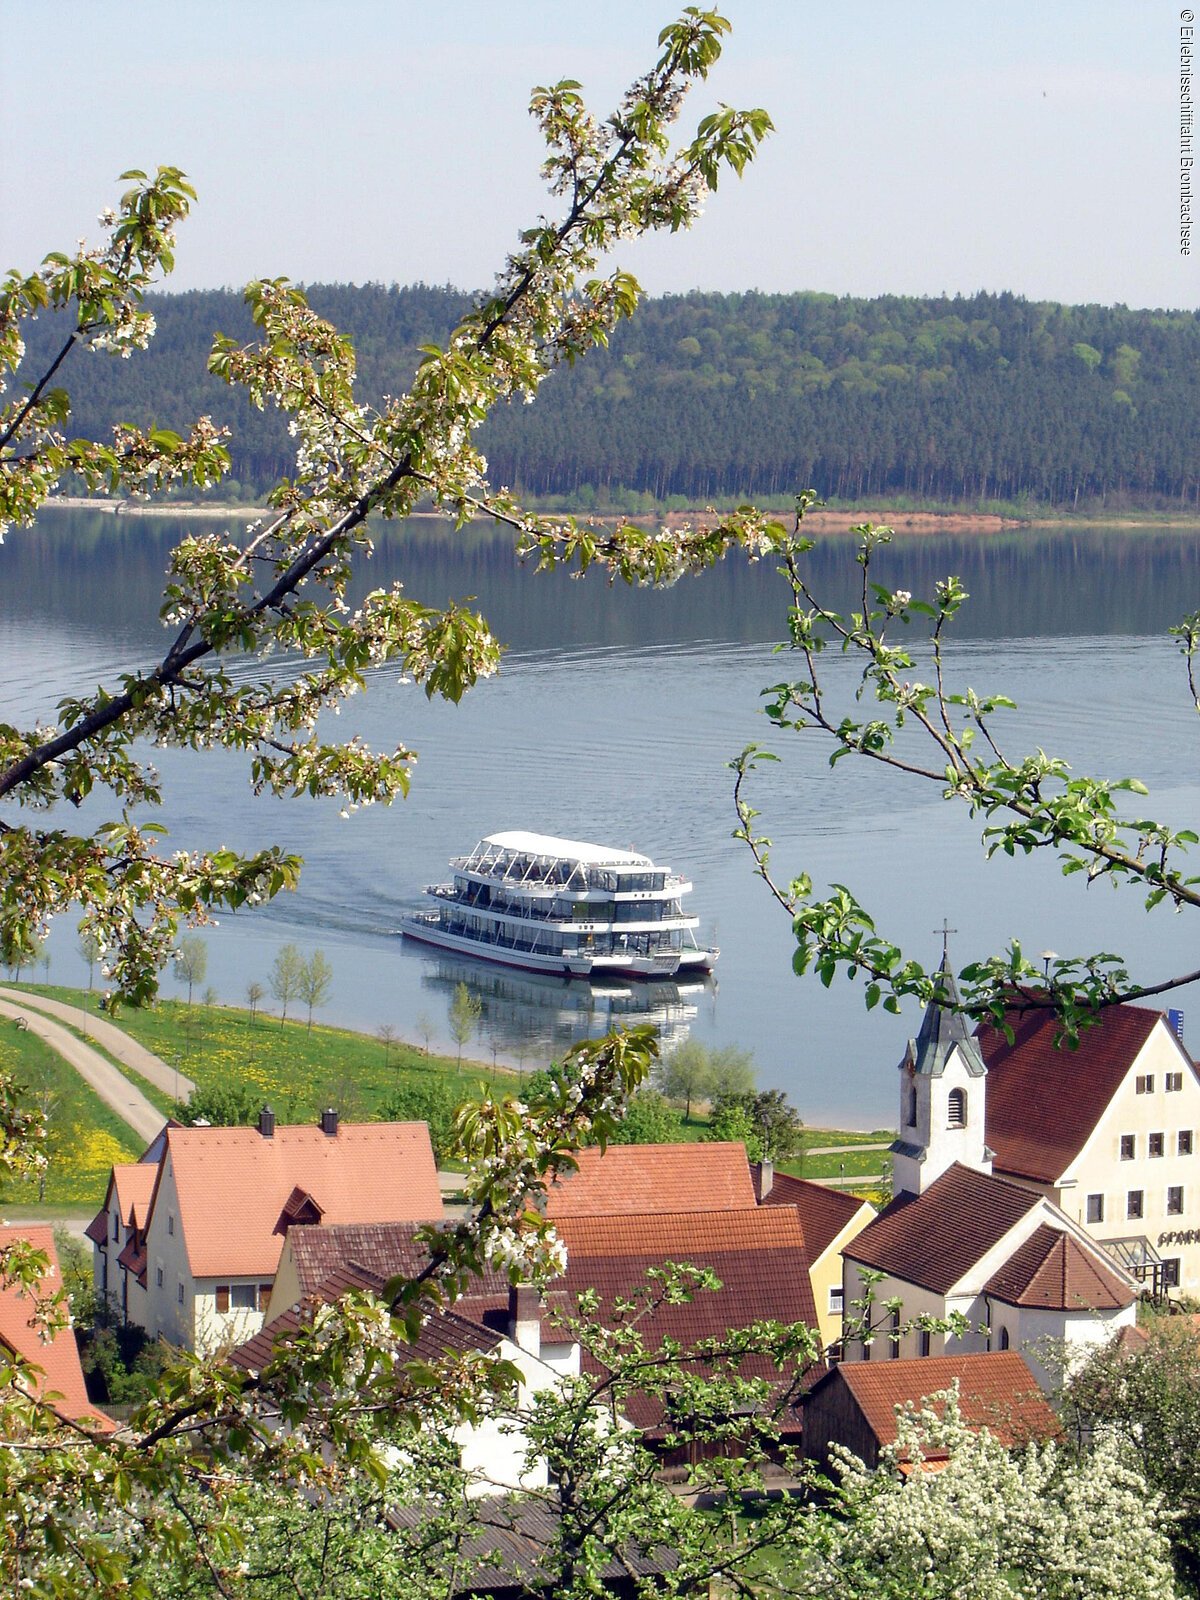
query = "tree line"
xmin=22 ymin=283 xmax=1199 ymax=513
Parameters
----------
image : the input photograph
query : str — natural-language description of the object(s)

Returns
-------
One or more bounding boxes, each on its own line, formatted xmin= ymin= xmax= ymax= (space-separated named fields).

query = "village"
xmin=6 ymin=954 xmax=1196 ymax=1529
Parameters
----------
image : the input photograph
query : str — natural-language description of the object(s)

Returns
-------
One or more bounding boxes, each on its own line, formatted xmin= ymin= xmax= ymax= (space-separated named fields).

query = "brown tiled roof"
xmin=557 ymin=1207 xmax=820 ymax=1433
xmin=273 ymin=1185 xmax=324 ymax=1236
xmin=116 ymin=1233 xmax=147 ymax=1287
xmin=84 ymin=1209 xmax=108 ymax=1247
xmin=281 ymin=1221 xmax=516 ymax=1307
xmin=387 ymin=1495 xmax=678 ymax=1591
xmin=0 ymin=1225 xmax=114 ymax=1432
xmin=845 ymin=1163 xmax=1041 ymax=1293
xmin=813 ymin=1352 xmax=1059 ymax=1455
xmin=756 ymin=1168 xmax=873 ymax=1259
xmin=544 ymin=1142 xmax=755 ymax=1218
xmin=231 ymin=1261 xmax=504 ymax=1375
xmin=160 ymin=1122 xmax=444 ymax=1278
xmin=112 ymin=1163 xmax=157 ymax=1227
xmin=980 ymin=1003 xmax=1164 ymax=1183
xmin=985 ymin=1224 xmax=1134 ymax=1310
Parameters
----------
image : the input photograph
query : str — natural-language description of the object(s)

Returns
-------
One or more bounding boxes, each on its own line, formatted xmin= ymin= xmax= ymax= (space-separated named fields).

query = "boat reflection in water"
xmin=417 ymin=952 xmax=715 ymax=1065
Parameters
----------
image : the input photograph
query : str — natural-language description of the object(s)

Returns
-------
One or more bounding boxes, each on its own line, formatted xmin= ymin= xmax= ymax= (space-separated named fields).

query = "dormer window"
xmin=947 ymin=1088 xmax=967 ymax=1129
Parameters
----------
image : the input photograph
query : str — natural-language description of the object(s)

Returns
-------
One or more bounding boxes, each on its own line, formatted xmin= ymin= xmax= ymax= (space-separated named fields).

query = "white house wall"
xmin=1057 ymin=1020 xmax=1200 ymax=1292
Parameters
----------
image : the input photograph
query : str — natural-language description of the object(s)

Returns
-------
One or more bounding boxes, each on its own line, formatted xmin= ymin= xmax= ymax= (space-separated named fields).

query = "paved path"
xmin=0 ymin=997 xmax=167 ymax=1147
xmin=0 ymin=988 xmax=193 ymax=1102
xmin=806 ymin=1141 xmax=892 ymax=1156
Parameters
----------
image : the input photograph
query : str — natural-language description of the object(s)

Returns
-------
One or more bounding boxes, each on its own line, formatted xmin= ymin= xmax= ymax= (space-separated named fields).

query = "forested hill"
xmin=22 ymin=284 xmax=1200 ymax=511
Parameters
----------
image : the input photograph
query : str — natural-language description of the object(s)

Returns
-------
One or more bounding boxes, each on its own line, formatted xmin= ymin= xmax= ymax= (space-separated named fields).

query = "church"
xmin=839 ymin=950 xmax=1140 ymax=1390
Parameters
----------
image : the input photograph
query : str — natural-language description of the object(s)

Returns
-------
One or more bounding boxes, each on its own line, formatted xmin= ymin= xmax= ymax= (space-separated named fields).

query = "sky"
xmin=2 ymin=1 xmax=1196 ymax=310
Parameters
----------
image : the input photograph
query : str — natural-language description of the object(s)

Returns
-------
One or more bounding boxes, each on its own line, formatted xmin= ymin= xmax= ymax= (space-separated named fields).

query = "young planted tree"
xmin=172 ymin=934 xmax=207 ymax=1008
xmin=448 ymin=980 xmax=482 ymax=1072
xmin=376 ymin=1022 xmax=398 ymax=1066
xmin=269 ymin=943 xmax=304 ymax=1028
xmin=297 ymin=949 xmax=333 ymax=1031
xmin=245 ymin=980 xmax=264 ymax=1022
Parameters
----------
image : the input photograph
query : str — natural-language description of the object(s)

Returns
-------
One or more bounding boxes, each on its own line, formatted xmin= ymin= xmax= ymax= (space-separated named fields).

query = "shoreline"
xmin=43 ymin=495 xmax=1200 ymax=537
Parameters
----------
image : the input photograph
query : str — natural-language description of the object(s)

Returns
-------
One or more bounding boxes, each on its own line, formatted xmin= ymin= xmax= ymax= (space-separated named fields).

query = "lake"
xmin=5 ymin=509 xmax=1200 ymax=1125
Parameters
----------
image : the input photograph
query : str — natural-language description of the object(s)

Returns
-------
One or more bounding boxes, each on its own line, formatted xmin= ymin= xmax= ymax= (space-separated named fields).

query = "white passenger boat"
xmin=400 ymin=831 xmax=718 ymax=979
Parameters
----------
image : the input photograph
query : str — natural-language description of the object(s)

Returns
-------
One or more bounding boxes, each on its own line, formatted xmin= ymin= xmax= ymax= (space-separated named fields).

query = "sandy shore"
xmin=44 ymin=495 xmax=264 ymax=520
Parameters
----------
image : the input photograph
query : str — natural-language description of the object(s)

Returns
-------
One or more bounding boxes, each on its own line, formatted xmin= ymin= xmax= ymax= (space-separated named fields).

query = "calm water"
xmin=5 ymin=510 xmax=1200 ymax=1125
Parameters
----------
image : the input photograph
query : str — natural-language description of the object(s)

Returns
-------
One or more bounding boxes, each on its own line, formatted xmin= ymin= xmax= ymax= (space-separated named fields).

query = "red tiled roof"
xmin=557 ymin=1207 xmax=821 ymax=1433
xmin=757 ymin=1168 xmax=873 ymax=1259
xmin=814 ymin=1352 xmax=1059 ymax=1455
xmin=0 ymin=1225 xmax=114 ymax=1432
xmin=980 ymin=1004 xmax=1164 ymax=1183
xmin=84 ymin=1209 xmax=108 ymax=1247
xmin=159 ymin=1122 xmax=444 ymax=1278
xmin=544 ymin=1142 xmax=756 ymax=1218
xmin=985 ymin=1224 xmax=1134 ymax=1310
xmin=112 ymin=1163 xmax=157 ymax=1228
xmin=845 ymin=1163 xmax=1041 ymax=1294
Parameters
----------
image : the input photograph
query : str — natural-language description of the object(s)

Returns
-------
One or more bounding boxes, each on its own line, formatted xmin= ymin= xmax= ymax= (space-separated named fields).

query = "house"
xmin=802 ymin=1351 xmax=1059 ymax=1473
xmin=87 ymin=1108 xmax=443 ymax=1355
xmin=234 ymin=1221 xmax=578 ymax=1496
xmin=752 ymin=1160 xmax=876 ymax=1350
xmin=842 ymin=1162 xmax=1136 ymax=1387
xmin=556 ymin=1204 xmax=822 ymax=1468
xmin=978 ymin=1001 xmax=1200 ymax=1295
xmin=842 ymin=954 xmax=1139 ymax=1388
xmin=0 ymin=1224 xmax=113 ymax=1433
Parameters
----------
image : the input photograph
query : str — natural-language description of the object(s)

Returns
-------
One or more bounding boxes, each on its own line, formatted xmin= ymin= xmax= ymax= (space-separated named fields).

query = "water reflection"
xmin=416 ymin=951 xmax=713 ymax=1064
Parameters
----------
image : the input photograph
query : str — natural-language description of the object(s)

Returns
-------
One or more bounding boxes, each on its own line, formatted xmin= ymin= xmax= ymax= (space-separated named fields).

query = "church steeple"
xmin=891 ymin=934 xmax=992 ymax=1197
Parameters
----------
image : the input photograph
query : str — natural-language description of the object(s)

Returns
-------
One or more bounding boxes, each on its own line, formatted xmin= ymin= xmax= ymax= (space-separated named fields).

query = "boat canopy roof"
xmin=481 ymin=831 xmax=653 ymax=868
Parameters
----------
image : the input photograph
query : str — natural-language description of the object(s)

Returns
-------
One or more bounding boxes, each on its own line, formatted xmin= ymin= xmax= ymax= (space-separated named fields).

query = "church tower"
xmin=891 ymin=942 xmax=992 ymax=1197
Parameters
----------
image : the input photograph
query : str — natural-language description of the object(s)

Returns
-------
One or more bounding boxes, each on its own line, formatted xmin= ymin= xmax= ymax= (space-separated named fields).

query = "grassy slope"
xmin=0 ymin=1018 xmax=141 ymax=1208
xmin=5 ymin=985 xmax=895 ymax=1210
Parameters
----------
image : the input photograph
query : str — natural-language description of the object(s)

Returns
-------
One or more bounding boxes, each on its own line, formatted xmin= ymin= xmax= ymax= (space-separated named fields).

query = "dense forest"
xmin=21 ymin=284 xmax=1200 ymax=511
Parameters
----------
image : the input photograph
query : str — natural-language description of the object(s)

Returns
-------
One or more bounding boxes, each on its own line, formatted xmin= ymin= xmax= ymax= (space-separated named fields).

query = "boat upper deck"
xmin=451 ymin=833 xmax=686 ymax=895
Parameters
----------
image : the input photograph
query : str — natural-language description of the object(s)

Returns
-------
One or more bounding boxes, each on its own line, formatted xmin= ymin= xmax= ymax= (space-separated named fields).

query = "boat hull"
xmin=399 ymin=916 xmax=716 ymax=979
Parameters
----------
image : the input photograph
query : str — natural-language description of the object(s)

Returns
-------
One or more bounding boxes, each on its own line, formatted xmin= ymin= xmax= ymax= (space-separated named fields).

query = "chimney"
xmin=756 ymin=1158 xmax=774 ymax=1200
xmin=258 ymin=1105 xmax=276 ymax=1139
xmin=319 ymin=1107 xmax=339 ymax=1137
xmin=508 ymin=1283 xmax=541 ymax=1359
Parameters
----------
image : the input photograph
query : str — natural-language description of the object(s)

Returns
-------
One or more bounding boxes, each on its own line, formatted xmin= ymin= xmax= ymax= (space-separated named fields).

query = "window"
xmin=231 ymin=1283 xmax=257 ymax=1311
xmin=1167 ymin=1072 xmax=1184 ymax=1092
xmin=1181 ymin=1131 xmax=1194 ymax=1156
xmin=259 ymin=1283 xmax=273 ymax=1306
xmin=999 ymin=1326 xmax=1011 ymax=1351
xmin=1150 ymin=1132 xmax=1165 ymax=1158
xmin=918 ymin=1329 xmax=931 ymax=1358
xmin=1136 ymin=1074 xmax=1155 ymax=1094
xmin=907 ymin=1084 xmax=917 ymax=1128
xmin=1164 ymin=1258 xmax=1182 ymax=1289
xmin=1086 ymin=1194 xmax=1105 ymax=1224
xmin=828 ymin=1285 xmax=844 ymax=1316
xmin=112 ymin=1212 xmax=119 ymax=1242
xmin=215 ymin=1285 xmax=230 ymax=1313
xmin=861 ymin=1336 xmax=871 ymax=1362
xmin=168 ymin=1214 xmax=175 ymax=1236
xmin=1127 ymin=1190 xmax=1145 ymax=1220
xmin=1168 ymin=1186 xmax=1185 ymax=1216
xmin=947 ymin=1087 xmax=967 ymax=1129
xmin=155 ymin=1265 xmax=164 ymax=1287
xmin=889 ymin=1308 xmax=901 ymax=1360
xmin=1120 ymin=1134 xmax=1136 ymax=1160
xmin=177 ymin=1283 xmax=185 ymax=1305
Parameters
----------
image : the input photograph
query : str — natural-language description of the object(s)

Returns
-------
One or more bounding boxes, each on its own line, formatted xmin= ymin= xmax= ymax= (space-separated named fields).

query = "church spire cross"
xmin=934 ymin=919 xmax=958 ymax=962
